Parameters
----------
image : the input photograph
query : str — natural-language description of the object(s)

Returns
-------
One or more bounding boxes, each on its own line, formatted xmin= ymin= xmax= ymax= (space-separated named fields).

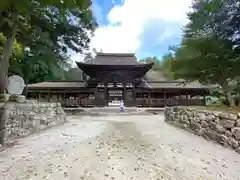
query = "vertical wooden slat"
xmin=148 ymin=90 xmax=151 ymax=107
xmin=104 ymin=82 xmax=108 ymax=106
xmin=63 ymin=91 xmax=66 ymax=106
xmin=203 ymin=95 xmax=206 ymax=106
xmin=123 ymin=83 xmax=126 ymax=102
xmin=132 ymin=87 xmax=136 ymax=107
xmin=78 ymin=93 xmax=81 ymax=107
xmin=164 ymin=91 xmax=166 ymax=107
xmin=48 ymin=91 xmax=50 ymax=102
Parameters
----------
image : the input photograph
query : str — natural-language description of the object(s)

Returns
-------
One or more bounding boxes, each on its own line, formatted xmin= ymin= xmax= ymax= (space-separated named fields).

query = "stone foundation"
xmin=165 ymin=106 xmax=240 ymax=154
xmin=2 ymin=101 xmax=66 ymax=143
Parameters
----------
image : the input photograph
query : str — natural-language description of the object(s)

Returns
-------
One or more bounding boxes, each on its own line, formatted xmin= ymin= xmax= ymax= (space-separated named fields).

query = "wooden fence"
xmin=135 ymin=98 xmax=205 ymax=107
xmin=33 ymin=97 xmax=205 ymax=107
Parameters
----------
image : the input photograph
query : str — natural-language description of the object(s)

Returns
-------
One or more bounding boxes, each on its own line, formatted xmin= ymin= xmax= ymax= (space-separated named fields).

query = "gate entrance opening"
xmin=108 ymin=89 xmax=123 ymax=106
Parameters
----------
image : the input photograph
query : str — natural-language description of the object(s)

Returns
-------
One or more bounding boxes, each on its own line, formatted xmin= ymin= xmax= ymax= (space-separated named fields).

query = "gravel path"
xmin=1 ymin=114 xmax=240 ymax=180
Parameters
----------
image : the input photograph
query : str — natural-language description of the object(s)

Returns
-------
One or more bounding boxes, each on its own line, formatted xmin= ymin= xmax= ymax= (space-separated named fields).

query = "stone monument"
xmin=7 ymin=75 xmax=26 ymax=103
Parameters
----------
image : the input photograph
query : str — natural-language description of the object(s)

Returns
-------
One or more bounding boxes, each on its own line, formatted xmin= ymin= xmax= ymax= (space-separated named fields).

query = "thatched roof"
xmin=138 ymin=81 xmax=210 ymax=89
xmin=27 ymin=80 xmax=209 ymax=90
xmin=27 ymin=81 xmax=85 ymax=89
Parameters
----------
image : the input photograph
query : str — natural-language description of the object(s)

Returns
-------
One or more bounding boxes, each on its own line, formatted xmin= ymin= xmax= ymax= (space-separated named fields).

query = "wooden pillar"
xmin=164 ymin=91 xmax=166 ymax=107
xmin=123 ymin=83 xmax=126 ymax=103
xmin=148 ymin=90 xmax=151 ymax=107
xmin=132 ymin=87 xmax=136 ymax=107
xmin=78 ymin=93 xmax=81 ymax=107
xmin=63 ymin=91 xmax=66 ymax=106
xmin=203 ymin=95 xmax=206 ymax=106
xmin=94 ymin=86 xmax=98 ymax=107
xmin=95 ymin=83 xmax=105 ymax=107
xmin=48 ymin=91 xmax=50 ymax=102
xmin=104 ymin=82 xmax=108 ymax=106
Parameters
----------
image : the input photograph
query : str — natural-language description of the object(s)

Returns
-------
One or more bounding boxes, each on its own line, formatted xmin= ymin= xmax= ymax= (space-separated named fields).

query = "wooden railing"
xmin=64 ymin=99 xmax=79 ymax=106
xmin=150 ymin=99 xmax=164 ymax=107
xmin=30 ymin=97 xmax=205 ymax=107
xmin=178 ymin=99 xmax=205 ymax=106
xmin=135 ymin=98 xmax=205 ymax=107
xmin=81 ymin=99 xmax=95 ymax=107
xmin=135 ymin=98 xmax=164 ymax=107
xmin=135 ymin=99 xmax=147 ymax=107
xmin=166 ymin=99 xmax=205 ymax=106
xmin=60 ymin=98 xmax=95 ymax=107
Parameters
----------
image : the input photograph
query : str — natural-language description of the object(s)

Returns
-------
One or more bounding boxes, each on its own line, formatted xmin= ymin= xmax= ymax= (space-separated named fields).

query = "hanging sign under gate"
xmin=108 ymin=90 xmax=123 ymax=97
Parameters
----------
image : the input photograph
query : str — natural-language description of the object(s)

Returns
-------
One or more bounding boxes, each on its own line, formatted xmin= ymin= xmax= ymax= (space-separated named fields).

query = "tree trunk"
xmin=221 ymin=80 xmax=236 ymax=107
xmin=225 ymin=90 xmax=236 ymax=107
xmin=0 ymin=13 xmax=18 ymax=93
xmin=0 ymin=37 xmax=15 ymax=93
xmin=0 ymin=13 xmax=18 ymax=144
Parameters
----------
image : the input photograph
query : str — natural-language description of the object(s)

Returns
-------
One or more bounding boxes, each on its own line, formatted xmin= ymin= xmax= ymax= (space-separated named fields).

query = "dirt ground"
xmin=1 ymin=114 xmax=240 ymax=180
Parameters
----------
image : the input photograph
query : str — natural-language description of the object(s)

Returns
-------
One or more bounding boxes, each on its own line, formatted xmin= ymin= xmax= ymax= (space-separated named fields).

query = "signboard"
xmin=108 ymin=90 xmax=122 ymax=97
xmin=97 ymin=83 xmax=133 ymax=88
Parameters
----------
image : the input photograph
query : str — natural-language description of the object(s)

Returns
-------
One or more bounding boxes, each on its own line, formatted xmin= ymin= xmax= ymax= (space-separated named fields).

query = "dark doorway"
xmin=108 ymin=89 xmax=123 ymax=106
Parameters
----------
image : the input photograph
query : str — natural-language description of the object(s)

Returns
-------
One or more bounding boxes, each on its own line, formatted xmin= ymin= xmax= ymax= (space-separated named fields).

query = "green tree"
xmin=171 ymin=38 xmax=238 ymax=106
xmin=0 ymin=33 xmax=22 ymax=57
xmin=0 ymin=0 xmax=95 ymax=94
xmin=139 ymin=57 xmax=161 ymax=71
xmin=166 ymin=0 xmax=240 ymax=107
xmin=65 ymin=68 xmax=83 ymax=81
xmin=161 ymin=53 xmax=175 ymax=80
xmin=0 ymin=0 xmax=96 ymax=144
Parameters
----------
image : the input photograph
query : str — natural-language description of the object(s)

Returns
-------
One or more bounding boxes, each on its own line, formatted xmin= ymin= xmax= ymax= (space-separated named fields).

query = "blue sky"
xmin=92 ymin=0 xmax=122 ymax=26
xmin=72 ymin=0 xmax=192 ymax=61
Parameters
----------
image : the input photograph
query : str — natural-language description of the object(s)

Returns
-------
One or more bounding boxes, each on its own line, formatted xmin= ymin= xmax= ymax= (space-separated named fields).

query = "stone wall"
xmin=3 ymin=101 xmax=66 ymax=142
xmin=165 ymin=106 xmax=240 ymax=154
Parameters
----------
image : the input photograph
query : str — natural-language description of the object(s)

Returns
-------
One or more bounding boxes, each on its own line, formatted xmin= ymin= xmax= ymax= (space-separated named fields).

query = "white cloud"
xmin=91 ymin=0 xmax=192 ymax=54
xmin=155 ymin=27 xmax=181 ymax=45
xmin=68 ymin=49 xmax=84 ymax=66
xmin=93 ymin=24 xmax=141 ymax=53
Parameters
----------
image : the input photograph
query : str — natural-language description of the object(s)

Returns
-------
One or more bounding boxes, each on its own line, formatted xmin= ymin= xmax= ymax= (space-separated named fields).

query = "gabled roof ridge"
xmin=83 ymin=52 xmax=139 ymax=65
xmin=41 ymin=80 xmax=85 ymax=82
xmin=97 ymin=52 xmax=135 ymax=57
xmin=145 ymin=80 xmax=187 ymax=83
